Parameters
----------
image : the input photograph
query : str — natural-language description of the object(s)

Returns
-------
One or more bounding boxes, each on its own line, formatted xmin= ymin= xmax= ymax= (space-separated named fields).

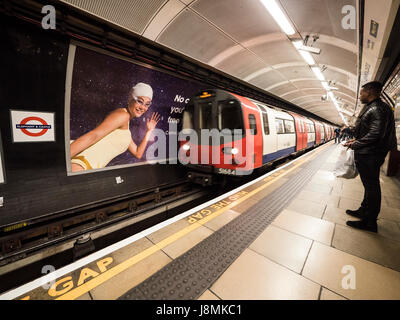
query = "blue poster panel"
xmin=67 ymin=45 xmax=206 ymax=174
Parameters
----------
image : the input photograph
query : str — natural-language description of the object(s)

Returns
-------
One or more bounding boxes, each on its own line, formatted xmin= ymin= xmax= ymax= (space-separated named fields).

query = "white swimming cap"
xmin=131 ymin=83 xmax=153 ymax=100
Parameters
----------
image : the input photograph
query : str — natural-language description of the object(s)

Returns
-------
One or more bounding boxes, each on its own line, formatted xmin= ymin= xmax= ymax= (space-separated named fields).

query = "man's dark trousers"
xmin=355 ymin=152 xmax=387 ymax=222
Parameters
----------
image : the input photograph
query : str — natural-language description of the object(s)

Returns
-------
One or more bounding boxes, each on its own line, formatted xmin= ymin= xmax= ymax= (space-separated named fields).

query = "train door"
xmin=256 ymin=104 xmax=277 ymax=160
xmin=288 ymin=112 xmax=306 ymax=152
xmin=310 ymin=122 xmax=316 ymax=147
xmin=292 ymin=117 xmax=299 ymax=151
xmin=320 ymin=123 xmax=325 ymax=142
xmin=241 ymin=103 xmax=263 ymax=169
xmin=312 ymin=120 xmax=321 ymax=144
xmin=323 ymin=124 xmax=329 ymax=141
xmin=295 ymin=119 xmax=302 ymax=151
xmin=301 ymin=118 xmax=308 ymax=150
xmin=305 ymin=119 xmax=315 ymax=148
xmin=298 ymin=119 xmax=305 ymax=151
xmin=326 ymin=125 xmax=330 ymax=140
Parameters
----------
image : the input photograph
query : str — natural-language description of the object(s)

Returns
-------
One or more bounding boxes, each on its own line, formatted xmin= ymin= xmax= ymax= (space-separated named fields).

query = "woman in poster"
xmin=70 ymin=83 xmax=160 ymax=172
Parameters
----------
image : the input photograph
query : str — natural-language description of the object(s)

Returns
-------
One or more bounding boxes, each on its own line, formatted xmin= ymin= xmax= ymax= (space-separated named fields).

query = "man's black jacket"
xmin=351 ymin=98 xmax=397 ymax=155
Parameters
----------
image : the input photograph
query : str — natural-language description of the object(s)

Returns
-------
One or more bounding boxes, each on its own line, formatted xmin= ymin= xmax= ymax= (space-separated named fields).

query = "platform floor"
xmin=6 ymin=142 xmax=400 ymax=300
xmin=205 ymin=145 xmax=400 ymax=300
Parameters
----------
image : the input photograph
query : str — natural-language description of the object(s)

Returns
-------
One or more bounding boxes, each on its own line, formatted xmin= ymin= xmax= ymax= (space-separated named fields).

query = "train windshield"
xmin=199 ymin=101 xmax=214 ymax=129
xmin=217 ymin=100 xmax=244 ymax=132
xmin=183 ymin=99 xmax=244 ymax=133
xmin=182 ymin=103 xmax=194 ymax=131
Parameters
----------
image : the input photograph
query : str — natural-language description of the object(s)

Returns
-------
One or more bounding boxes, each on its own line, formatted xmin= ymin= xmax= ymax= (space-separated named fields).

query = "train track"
xmin=0 ymin=181 xmax=220 ymax=293
xmin=0 ymin=144 xmax=320 ymax=294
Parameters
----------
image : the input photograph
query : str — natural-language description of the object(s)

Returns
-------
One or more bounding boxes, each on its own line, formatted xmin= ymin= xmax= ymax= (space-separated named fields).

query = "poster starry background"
xmin=69 ymin=46 xmax=206 ymax=169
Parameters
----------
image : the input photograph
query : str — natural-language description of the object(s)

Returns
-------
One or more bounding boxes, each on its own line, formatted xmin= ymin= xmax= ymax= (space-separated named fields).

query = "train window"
xmin=262 ymin=113 xmax=270 ymax=135
xmin=198 ymin=101 xmax=213 ymax=130
xmin=182 ymin=103 xmax=194 ymax=130
xmin=256 ymin=104 xmax=267 ymax=112
xmin=217 ymin=100 xmax=244 ymax=132
xmin=249 ymin=114 xmax=257 ymax=135
xmin=284 ymin=120 xmax=295 ymax=133
xmin=276 ymin=119 xmax=285 ymax=134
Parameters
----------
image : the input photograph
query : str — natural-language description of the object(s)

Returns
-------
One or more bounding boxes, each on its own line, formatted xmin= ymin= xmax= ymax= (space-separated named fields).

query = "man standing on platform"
xmin=344 ymin=81 xmax=397 ymax=232
xmin=334 ymin=127 xmax=341 ymax=144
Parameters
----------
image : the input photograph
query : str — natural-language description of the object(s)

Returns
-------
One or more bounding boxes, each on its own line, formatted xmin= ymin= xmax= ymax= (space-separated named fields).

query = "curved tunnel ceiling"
xmin=61 ymin=0 xmax=400 ymax=126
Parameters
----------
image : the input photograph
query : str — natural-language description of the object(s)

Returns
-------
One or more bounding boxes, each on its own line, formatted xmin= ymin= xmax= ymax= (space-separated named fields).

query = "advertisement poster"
xmin=11 ymin=110 xmax=55 ymax=143
xmin=67 ymin=45 xmax=206 ymax=174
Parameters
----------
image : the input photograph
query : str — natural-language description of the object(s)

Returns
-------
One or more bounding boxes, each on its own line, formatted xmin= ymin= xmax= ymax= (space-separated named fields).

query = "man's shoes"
xmin=346 ymin=220 xmax=377 ymax=233
xmin=345 ymin=208 xmax=365 ymax=219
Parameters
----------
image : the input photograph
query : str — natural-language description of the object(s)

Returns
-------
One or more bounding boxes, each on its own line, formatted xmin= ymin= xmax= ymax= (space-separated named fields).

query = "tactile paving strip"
xmin=119 ymin=146 xmax=333 ymax=300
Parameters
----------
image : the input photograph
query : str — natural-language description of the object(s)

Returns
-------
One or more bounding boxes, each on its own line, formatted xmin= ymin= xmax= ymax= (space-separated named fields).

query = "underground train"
xmin=180 ymin=89 xmax=336 ymax=185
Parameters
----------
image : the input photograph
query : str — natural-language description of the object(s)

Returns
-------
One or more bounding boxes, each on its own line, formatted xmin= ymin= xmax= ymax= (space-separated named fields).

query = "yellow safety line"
xmin=55 ymin=145 xmax=327 ymax=300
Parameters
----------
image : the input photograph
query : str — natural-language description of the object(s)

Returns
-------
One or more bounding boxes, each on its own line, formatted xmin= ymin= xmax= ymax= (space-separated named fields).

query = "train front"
xmin=179 ymin=90 xmax=255 ymax=186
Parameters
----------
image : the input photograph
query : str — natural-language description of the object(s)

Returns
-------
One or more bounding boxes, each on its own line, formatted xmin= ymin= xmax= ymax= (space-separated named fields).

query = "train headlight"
xmin=223 ymin=147 xmax=239 ymax=155
xmin=182 ymin=144 xmax=190 ymax=151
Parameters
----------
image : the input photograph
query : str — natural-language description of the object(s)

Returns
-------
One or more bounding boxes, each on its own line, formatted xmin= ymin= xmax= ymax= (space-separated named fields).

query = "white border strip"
xmin=64 ymin=44 xmax=75 ymax=174
xmin=0 ymin=144 xmax=325 ymax=300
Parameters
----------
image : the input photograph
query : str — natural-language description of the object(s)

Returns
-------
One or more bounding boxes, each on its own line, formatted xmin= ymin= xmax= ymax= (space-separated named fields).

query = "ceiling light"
xmin=326 ymin=90 xmax=348 ymax=122
xmin=299 ymin=50 xmax=316 ymax=65
xmin=298 ymin=45 xmax=321 ymax=54
xmin=327 ymin=91 xmax=335 ymax=101
xmin=292 ymin=41 xmax=316 ymax=65
xmin=293 ymin=41 xmax=302 ymax=49
xmin=261 ymin=0 xmax=296 ymax=35
xmin=324 ymin=84 xmax=339 ymax=93
xmin=322 ymin=82 xmax=330 ymax=90
xmin=312 ymin=67 xmax=325 ymax=81
xmin=340 ymin=113 xmax=349 ymax=126
xmin=339 ymin=109 xmax=354 ymax=117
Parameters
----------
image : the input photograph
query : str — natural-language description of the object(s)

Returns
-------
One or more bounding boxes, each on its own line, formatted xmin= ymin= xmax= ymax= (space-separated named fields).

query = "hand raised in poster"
xmin=146 ymin=112 xmax=161 ymax=132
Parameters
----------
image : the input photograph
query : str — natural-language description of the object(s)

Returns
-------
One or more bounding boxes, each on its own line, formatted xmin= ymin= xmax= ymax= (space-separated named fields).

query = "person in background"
xmin=334 ymin=127 xmax=341 ymax=144
xmin=348 ymin=126 xmax=355 ymax=139
xmin=344 ymin=81 xmax=397 ymax=232
xmin=340 ymin=127 xmax=352 ymax=141
xmin=70 ymin=83 xmax=160 ymax=172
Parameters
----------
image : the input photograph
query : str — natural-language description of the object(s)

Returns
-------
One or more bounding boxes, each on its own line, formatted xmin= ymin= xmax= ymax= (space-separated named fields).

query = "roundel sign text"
xmin=11 ymin=110 xmax=55 ymax=142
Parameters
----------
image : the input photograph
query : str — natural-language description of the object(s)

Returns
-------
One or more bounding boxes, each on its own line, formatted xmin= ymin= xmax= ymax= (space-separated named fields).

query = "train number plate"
xmin=217 ymin=168 xmax=236 ymax=175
